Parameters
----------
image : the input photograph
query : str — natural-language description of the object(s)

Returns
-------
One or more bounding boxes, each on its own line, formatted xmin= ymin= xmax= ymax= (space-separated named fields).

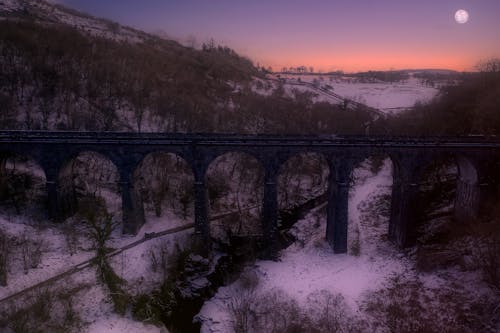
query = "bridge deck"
xmin=1 ymin=131 xmax=499 ymax=148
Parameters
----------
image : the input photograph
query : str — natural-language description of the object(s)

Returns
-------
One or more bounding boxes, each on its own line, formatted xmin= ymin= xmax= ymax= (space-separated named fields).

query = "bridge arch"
xmin=205 ymin=152 xmax=265 ymax=242
xmin=403 ymin=154 xmax=481 ymax=247
xmin=57 ymin=151 xmax=122 ymax=221
xmin=277 ymin=152 xmax=330 ymax=243
xmin=204 ymin=150 xmax=265 ymax=175
xmin=414 ymin=154 xmax=479 ymax=218
xmin=347 ymin=155 xmax=395 ymax=255
xmin=0 ymin=151 xmax=47 ymax=216
xmin=132 ymin=152 xmax=195 ymax=224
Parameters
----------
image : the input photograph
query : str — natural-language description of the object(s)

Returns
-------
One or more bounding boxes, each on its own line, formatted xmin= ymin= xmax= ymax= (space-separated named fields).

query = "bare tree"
xmin=0 ymin=230 xmax=9 ymax=286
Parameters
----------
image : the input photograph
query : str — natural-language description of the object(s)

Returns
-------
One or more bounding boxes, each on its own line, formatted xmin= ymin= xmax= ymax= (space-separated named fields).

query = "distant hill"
xmin=402 ymin=69 xmax=460 ymax=75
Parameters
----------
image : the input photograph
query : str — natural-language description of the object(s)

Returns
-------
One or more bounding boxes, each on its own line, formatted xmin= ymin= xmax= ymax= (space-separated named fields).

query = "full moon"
xmin=455 ymin=9 xmax=469 ymax=24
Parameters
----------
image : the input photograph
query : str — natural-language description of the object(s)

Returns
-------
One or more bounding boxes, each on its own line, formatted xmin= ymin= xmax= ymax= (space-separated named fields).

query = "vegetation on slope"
xmin=386 ymin=59 xmax=500 ymax=135
xmin=0 ymin=0 xmax=375 ymax=135
xmin=0 ymin=18 xmax=260 ymax=132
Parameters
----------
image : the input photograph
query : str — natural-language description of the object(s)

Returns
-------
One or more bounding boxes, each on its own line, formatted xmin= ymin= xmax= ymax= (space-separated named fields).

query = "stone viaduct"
xmin=1 ymin=131 xmax=499 ymax=254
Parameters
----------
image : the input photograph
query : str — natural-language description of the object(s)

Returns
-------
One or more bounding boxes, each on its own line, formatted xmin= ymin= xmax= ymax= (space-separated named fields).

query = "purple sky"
xmin=58 ymin=0 xmax=500 ymax=72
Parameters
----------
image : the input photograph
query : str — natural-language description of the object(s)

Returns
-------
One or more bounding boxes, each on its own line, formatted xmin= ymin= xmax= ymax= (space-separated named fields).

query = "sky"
xmin=57 ymin=0 xmax=500 ymax=72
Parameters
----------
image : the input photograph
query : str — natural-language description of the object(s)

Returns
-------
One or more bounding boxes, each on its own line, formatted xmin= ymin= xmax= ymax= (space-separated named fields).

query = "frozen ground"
xmin=197 ymin=158 xmax=495 ymax=332
xmin=0 ymin=205 xmax=192 ymax=332
xmin=197 ymin=158 xmax=400 ymax=332
xmin=0 ymin=159 xmax=496 ymax=332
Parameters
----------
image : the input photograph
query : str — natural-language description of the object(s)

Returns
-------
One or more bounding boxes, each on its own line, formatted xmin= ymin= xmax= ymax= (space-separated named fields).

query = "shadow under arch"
xmin=409 ymin=154 xmax=480 ymax=244
xmin=132 ymin=151 xmax=195 ymax=226
xmin=348 ymin=154 xmax=394 ymax=255
xmin=277 ymin=152 xmax=330 ymax=244
xmin=0 ymin=151 xmax=47 ymax=217
xmin=57 ymin=150 xmax=121 ymax=221
xmin=205 ymin=151 xmax=265 ymax=242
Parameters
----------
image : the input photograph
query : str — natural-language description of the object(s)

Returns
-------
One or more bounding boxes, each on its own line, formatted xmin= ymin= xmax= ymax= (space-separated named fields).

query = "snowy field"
xmin=267 ymin=74 xmax=440 ymax=114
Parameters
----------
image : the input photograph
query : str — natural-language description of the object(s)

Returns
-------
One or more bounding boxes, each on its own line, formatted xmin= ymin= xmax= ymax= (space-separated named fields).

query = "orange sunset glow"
xmin=59 ymin=0 xmax=500 ymax=72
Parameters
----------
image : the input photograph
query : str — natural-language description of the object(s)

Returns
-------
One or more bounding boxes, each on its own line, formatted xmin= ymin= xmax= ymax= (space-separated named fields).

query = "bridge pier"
xmin=121 ymin=176 xmax=145 ymax=234
xmin=262 ymin=174 xmax=279 ymax=258
xmin=43 ymin=163 xmax=64 ymax=222
xmin=46 ymin=179 xmax=60 ymax=221
xmin=326 ymin=158 xmax=353 ymax=253
xmin=194 ymin=180 xmax=209 ymax=237
xmin=389 ymin=171 xmax=419 ymax=247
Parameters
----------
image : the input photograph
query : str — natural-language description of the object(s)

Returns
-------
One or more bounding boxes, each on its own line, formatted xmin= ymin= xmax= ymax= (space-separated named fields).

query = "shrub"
xmin=132 ymin=242 xmax=193 ymax=325
xmin=132 ymin=280 xmax=177 ymax=326
xmin=361 ymin=273 xmax=499 ymax=333
xmin=306 ymin=290 xmax=367 ymax=333
xmin=226 ymin=284 xmax=366 ymax=333
xmin=20 ymin=233 xmax=44 ymax=274
xmin=0 ymin=284 xmax=85 ymax=333
xmin=478 ymin=237 xmax=500 ymax=289
xmin=0 ymin=230 xmax=9 ymax=286
xmin=96 ymin=258 xmax=129 ymax=315
xmin=349 ymin=225 xmax=361 ymax=256
xmin=79 ymin=197 xmax=129 ymax=314
xmin=227 ymin=271 xmax=260 ymax=333
xmin=79 ymin=197 xmax=118 ymax=253
xmin=149 ymin=240 xmax=170 ymax=280
xmin=61 ymin=220 xmax=80 ymax=256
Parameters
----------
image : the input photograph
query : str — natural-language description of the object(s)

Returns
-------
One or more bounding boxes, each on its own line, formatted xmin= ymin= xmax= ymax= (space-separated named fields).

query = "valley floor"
xmin=0 ymin=160 xmax=497 ymax=332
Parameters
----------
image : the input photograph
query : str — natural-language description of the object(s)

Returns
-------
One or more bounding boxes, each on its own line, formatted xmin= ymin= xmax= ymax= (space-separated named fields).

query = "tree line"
xmin=0 ymin=20 xmax=374 ymax=135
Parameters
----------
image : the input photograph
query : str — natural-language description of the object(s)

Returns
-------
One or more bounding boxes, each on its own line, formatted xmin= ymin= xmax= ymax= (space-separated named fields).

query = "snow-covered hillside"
xmin=0 ymin=0 xmax=148 ymax=43
xmin=0 ymin=209 xmax=192 ymax=332
xmin=265 ymin=74 xmax=440 ymax=114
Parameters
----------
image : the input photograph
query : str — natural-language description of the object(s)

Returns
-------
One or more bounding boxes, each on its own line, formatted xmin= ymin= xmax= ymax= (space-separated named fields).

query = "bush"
xmin=132 ymin=280 xmax=177 ymax=326
xmin=349 ymin=225 xmax=361 ymax=256
xmin=226 ymin=285 xmax=366 ymax=333
xmin=477 ymin=237 xmax=500 ymax=289
xmin=79 ymin=197 xmax=118 ymax=252
xmin=132 ymin=242 xmax=193 ymax=326
xmin=473 ymin=220 xmax=500 ymax=289
xmin=0 ymin=230 xmax=9 ymax=286
xmin=361 ymin=273 xmax=499 ymax=333
xmin=96 ymin=258 xmax=129 ymax=315
xmin=79 ymin=197 xmax=129 ymax=314
xmin=227 ymin=271 xmax=260 ymax=333
xmin=149 ymin=240 xmax=170 ymax=280
xmin=20 ymin=233 xmax=44 ymax=274
xmin=0 ymin=284 xmax=85 ymax=333
xmin=307 ymin=290 xmax=367 ymax=333
xmin=61 ymin=220 xmax=80 ymax=256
